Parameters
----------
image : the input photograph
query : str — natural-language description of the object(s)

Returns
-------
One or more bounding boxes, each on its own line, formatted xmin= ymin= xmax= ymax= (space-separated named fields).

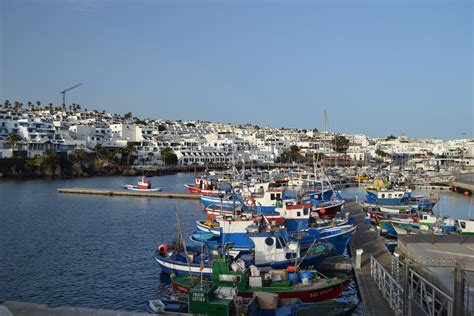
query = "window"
xmin=381 ymin=194 xmax=385 ymax=198
xmin=461 ymin=221 xmax=466 ymax=229
xmin=270 ymin=194 xmax=275 ymax=200
xmin=388 ymin=194 xmax=392 ymax=198
xmin=265 ymin=237 xmax=274 ymax=246
xmin=276 ymin=238 xmax=282 ymax=249
xmin=297 ymin=211 xmax=301 ymax=217
xmin=303 ymin=208 xmax=309 ymax=216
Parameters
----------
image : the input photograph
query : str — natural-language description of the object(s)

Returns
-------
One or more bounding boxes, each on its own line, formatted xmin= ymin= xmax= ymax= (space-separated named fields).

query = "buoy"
xmin=157 ymin=243 xmax=168 ymax=255
xmin=245 ymin=197 xmax=254 ymax=206
xmin=320 ymin=208 xmax=326 ymax=215
xmin=287 ymin=265 xmax=297 ymax=273
xmin=464 ymin=191 xmax=470 ymax=196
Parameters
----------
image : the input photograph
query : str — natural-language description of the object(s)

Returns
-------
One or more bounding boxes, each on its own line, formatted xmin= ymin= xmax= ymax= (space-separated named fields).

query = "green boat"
xmin=171 ymin=256 xmax=352 ymax=303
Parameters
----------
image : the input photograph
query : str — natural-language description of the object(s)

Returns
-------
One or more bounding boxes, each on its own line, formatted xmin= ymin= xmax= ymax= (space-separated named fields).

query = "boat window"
xmin=461 ymin=221 xmax=466 ymax=229
xmin=303 ymin=208 xmax=309 ymax=216
xmin=388 ymin=194 xmax=392 ymax=198
xmin=276 ymin=238 xmax=282 ymax=249
xmin=265 ymin=237 xmax=274 ymax=246
xmin=270 ymin=194 xmax=275 ymax=200
xmin=279 ymin=237 xmax=287 ymax=248
xmin=381 ymin=194 xmax=385 ymax=198
xmin=297 ymin=211 xmax=301 ymax=217
xmin=276 ymin=194 xmax=281 ymax=200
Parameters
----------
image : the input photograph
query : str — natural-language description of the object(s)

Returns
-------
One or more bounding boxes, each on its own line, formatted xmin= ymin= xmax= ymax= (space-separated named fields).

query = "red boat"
xmin=185 ymin=176 xmax=229 ymax=194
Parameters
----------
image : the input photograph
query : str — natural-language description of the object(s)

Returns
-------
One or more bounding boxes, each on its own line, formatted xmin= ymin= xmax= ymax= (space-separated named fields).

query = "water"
xmin=0 ymin=175 xmax=471 ymax=312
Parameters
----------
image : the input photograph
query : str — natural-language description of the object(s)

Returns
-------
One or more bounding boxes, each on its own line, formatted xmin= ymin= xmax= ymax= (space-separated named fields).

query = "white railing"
xmin=370 ymin=255 xmax=404 ymax=315
xmin=409 ymin=269 xmax=453 ymax=316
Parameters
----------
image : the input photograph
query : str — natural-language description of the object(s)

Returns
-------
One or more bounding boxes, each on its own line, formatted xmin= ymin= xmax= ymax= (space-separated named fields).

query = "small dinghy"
xmin=148 ymin=299 xmax=188 ymax=314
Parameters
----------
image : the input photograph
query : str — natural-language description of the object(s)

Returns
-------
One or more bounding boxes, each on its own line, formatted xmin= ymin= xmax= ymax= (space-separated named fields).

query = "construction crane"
xmin=60 ymin=83 xmax=82 ymax=106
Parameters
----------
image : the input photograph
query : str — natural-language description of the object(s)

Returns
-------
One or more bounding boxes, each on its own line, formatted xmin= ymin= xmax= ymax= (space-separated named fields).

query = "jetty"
xmin=452 ymin=172 xmax=474 ymax=195
xmin=57 ymin=187 xmax=200 ymax=200
xmin=346 ymin=200 xmax=395 ymax=316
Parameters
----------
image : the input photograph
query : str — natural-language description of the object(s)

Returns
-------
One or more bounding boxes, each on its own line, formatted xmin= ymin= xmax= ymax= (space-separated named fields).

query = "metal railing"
xmin=370 ymin=255 xmax=404 ymax=315
xmin=408 ymin=269 xmax=453 ymax=316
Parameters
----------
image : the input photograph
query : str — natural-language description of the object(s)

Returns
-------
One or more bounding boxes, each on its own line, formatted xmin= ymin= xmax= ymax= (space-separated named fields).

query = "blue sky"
xmin=1 ymin=0 xmax=472 ymax=139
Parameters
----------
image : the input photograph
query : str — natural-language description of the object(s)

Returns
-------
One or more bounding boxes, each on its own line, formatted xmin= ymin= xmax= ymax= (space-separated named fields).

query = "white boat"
xmin=455 ymin=219 xmax=474 ymax=235
xmin=122 ymin=177 xmax=162 ymax=192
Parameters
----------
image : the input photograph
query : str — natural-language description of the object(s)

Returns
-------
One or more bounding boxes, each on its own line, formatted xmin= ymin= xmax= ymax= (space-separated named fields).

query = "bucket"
xmin=299 ymin=272 xmax=313 ymax=283
xmin=288 ymin=273 xmax=300 ymax=285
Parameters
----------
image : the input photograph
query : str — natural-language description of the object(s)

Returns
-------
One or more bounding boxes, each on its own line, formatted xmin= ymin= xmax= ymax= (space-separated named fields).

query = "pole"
xmin=454 ymin=264 xmax=465 ymax=316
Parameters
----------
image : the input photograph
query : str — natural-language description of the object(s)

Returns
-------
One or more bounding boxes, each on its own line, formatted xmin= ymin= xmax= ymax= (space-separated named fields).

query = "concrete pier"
xmin=0 ymin=301 xmax=150 ymax=316
xmin=346 ymin=200 xmax=395 ymax=316
xmin=58 ymin=187 xmax=200 ymax=200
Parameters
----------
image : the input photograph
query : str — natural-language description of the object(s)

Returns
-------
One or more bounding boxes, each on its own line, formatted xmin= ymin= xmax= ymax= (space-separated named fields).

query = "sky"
xmin=0 ymin=0 xmax=472 ymax=140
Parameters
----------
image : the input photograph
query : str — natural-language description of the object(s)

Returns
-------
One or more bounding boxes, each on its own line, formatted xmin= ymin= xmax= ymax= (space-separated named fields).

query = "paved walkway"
xmin=346 ymin=200 xmax=395 ymax=316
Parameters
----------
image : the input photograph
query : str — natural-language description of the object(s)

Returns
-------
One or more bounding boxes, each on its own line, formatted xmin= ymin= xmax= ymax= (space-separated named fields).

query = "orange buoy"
xmin=464 ymin=191 xmax=470 ymax=196
xmin=320 ymin=208 xmax=326 ymax=215
xmin=287 ymin=265 xmax=297 ymax=272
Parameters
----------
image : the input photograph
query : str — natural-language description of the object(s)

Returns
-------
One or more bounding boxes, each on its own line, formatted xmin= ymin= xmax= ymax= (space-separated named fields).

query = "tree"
xmin=6 ymin=133 xmax=24 ymax=156
xmin=334 ymin=135 xmax=349 ymax=153
xmin=157 ymin=124 xmax=166 ymax=132
xmin=185 ymin=122 xmax=196 ymax=128
xmin=124 ymin=112 xmax=133 ymax=121
xmin=161 ymin=147 xmax=178 ymax=165
xmin=123 ymin=142 xmax=137 ymax=165
xmin=386 ymin=135 xmax=397 ymax=140
xmin=376 ymin=148 xmax=389 ymax=157
xmin=3 ymin=100 xmax=11 ymax=109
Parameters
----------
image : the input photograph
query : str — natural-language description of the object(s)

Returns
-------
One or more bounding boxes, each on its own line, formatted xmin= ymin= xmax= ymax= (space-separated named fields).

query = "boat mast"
xmin=175 ymin=206 xmax=193 ymax=279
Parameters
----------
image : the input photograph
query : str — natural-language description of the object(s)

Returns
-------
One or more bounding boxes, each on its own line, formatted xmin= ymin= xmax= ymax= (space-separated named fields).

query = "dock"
xmin=57 ymin=187 xmax=200 ymax=200
xmin=0 ymin=301 xmax=150 ymax=316
xmin=346 ymin=200 xmax=395 ymax=316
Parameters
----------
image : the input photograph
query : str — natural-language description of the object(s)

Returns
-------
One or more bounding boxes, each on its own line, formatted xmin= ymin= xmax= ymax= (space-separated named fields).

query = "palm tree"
xmin=3 ymin=100 xmax=11 ymax=110
xmin=123 ymin=142 xmax=136 ymax=165
xmin=6 ymin=133 xmax=24 ymax=156
xmin=48 ymin=103 xmax=53 ymax=112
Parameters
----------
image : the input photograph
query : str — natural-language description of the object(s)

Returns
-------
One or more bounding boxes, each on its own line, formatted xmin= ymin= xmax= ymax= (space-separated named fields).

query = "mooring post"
xmin=356 ymin=248 xmax=364 ymax=269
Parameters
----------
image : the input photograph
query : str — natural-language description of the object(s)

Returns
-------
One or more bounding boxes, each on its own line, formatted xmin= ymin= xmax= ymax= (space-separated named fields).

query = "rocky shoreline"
xmin=0 ymin=151 xmax=204 ymax=180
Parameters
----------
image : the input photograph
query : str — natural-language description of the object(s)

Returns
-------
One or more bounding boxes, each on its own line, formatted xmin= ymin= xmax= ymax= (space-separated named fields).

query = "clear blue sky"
xmin=1 ymin=0 xmax=472 ymax=139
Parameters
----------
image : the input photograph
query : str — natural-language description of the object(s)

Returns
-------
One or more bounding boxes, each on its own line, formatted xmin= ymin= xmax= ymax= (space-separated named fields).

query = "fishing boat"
xmin=455 ymin=219 xmax=474 ymax=235
xmin=365 ymin=187 xmax=437 ymax=211
xmin=170 ymin=255 xmax=352 ymax=302
xmin=155 ymin=233 xmax=332 ymax=277
xmin=121 ymin=176 xmax=162 ymax=192
xmin=185 ymin=176 xmax=230 ymax=194
xmin=204 ymin=204 xmax=285 ymax=225
xmin=200 ymin=194 xmax=242 ymax=207
xmin=149 ymin=284 xmax=357 ymax=315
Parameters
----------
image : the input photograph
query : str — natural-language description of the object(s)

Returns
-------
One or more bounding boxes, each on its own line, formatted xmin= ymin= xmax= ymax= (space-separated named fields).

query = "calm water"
xmin=0 ymin=174 xmax=471 ymax=312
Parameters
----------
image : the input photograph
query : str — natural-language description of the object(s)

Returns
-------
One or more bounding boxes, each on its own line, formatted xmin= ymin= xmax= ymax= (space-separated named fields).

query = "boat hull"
xmin=121 ymin=185 xmax=162 ymax=192
xmin=171 ymin=278 xmax=351 ymax=302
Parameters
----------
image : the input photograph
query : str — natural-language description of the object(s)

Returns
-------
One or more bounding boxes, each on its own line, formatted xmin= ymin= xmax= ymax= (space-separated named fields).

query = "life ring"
xmin=157 ymin=243 xmax=168 ymax=255
xmin=245 ymin=197 xmax=254 ymax=206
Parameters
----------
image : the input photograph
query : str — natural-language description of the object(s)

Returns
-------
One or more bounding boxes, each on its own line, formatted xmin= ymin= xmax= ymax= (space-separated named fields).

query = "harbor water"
xmin=0 ymin=174 xmax=471 ymax=312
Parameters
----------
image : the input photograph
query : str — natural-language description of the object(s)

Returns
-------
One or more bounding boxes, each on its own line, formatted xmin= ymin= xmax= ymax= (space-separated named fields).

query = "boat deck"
xmin=346 ymin=200 xmax=395 ymax=316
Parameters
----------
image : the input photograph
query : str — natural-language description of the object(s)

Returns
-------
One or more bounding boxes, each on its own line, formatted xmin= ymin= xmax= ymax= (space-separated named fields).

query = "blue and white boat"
xmin=200 ymin=194 xmax=242 ymax=208
xmin=155 ymin=233 xmax=332 ymax=277
xmin=366 ymin=188 xmax=436 ymax=211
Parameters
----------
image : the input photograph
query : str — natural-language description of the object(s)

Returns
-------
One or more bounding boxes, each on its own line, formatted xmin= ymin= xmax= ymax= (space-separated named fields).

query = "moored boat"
xmin=170 ymin=256 xmax=352 ymax=302
xmin=121 ymin=176 xmax=162 ymax=192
